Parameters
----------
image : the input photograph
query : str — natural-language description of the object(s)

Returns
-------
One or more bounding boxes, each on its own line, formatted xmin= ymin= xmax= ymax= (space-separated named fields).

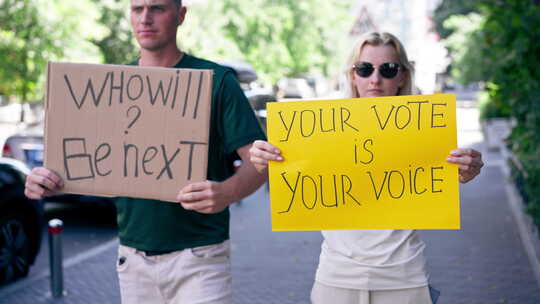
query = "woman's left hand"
xmin=446 ymin=148 xmax=484 ymax=183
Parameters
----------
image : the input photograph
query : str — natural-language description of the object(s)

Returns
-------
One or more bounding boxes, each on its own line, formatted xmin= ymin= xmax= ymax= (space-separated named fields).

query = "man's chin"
xmin=138 ymin=40 xmax=166 ymax=52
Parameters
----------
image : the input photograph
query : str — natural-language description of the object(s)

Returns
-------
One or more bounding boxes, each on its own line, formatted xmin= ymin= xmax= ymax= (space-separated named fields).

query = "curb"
xmin=497 ymin=144 xmax=540 ymax=287
xmin=0 ymin=238 xmax=119 ymax=297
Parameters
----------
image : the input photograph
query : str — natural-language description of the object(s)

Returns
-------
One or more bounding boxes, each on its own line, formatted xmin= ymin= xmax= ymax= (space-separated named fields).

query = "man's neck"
xmin=139 ymin=47 xmax=184 ymax=67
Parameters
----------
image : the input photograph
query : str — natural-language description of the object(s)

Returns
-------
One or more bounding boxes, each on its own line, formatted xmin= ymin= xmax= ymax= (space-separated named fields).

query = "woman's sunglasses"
xmin=353 ymin=62 xmax=401 ymax=79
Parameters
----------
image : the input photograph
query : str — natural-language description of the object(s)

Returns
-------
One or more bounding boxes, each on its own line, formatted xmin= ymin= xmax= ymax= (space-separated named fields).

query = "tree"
xmin=179 ymin=0 xmax=352 ymax=84
xmin=433 ymin=0 xmax=480 ymax=40
xmin=442 ymin=13 xmax=492 ymax=85
xmin=90 ymin=0 xmax=138 ymax=64
xmin=0 ymin=0 xmax=64 ymax=112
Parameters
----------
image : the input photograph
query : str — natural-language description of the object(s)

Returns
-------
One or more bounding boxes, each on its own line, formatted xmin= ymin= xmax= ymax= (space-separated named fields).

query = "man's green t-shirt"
xmin=115 ymin=54 xmax=266 ymax=251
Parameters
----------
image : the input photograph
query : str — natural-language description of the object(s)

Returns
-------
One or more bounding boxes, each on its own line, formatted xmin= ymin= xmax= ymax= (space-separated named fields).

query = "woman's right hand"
xmin=24 ymin=167 xmax=64 ymax=200
xmin=248 ymin=140 xmax=283 ymax=173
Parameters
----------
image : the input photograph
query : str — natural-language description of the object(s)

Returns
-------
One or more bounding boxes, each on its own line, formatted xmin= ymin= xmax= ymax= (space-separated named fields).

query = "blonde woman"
xmin=249 ymin=32 xmax=483 ymax=304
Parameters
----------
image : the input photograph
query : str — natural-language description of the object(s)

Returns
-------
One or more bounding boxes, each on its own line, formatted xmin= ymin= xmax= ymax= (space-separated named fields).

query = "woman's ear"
xmin=398 ymin=70 xmax=407 ymax=88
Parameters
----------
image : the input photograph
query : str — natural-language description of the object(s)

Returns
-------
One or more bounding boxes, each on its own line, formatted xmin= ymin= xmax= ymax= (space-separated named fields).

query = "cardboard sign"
xmin=267 ymin=94 xmax=460 ymax=230
xmin=44 ymin=62 xmax=213 ymax=202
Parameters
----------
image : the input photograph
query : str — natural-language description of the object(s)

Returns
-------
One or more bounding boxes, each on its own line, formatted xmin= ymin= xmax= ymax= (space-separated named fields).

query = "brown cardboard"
xmin=44 ymin=62 xmax=213 ymax=202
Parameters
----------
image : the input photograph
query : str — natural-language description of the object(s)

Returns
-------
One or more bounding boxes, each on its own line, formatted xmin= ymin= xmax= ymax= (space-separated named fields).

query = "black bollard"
xmin=48 ymin=219 xmax=64 ymax=298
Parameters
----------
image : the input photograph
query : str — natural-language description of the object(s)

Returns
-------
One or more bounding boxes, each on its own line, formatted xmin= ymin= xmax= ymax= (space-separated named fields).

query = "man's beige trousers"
xmin=117 ymin=241 xmax=232 ymax=304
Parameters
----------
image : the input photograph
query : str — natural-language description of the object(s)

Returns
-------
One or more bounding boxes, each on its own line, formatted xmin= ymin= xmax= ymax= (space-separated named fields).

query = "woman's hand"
xmin=248 ymin=140 xmax=283 ymax=173
xmin=446 ymin=148 xmax=484 ymax=183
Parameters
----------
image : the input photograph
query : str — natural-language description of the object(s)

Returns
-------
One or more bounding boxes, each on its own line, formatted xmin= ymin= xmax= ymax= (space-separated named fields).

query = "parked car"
xmin=0 ymin=157 xmax=43 ymax=285
xmin=2 ymin=123 xmax=115 ymax=207
xmin=221 ymin=60 xmax=277 ymax=132
xmin=2 ymin=123 xmax=43 ymax=169
xmin=276 ymin=77 xmax=316 ymax=100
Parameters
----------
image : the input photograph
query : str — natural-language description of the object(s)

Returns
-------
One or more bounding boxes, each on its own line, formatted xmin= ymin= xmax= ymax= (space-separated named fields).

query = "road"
xmin=26 ymin=202 xmax=118 ymax=282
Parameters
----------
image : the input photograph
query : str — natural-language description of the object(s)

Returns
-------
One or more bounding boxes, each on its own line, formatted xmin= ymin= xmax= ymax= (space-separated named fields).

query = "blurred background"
xmin=0 ymin=0 xmax=539 ymax=302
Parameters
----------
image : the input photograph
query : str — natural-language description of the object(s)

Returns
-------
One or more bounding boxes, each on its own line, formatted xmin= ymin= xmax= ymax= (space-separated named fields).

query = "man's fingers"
xmin=24 ymin=188 xmax=43 ymax=200
xmin=180 ymin=181 xmax=210 ymax=194
xmin=27 ymin=173 xmax=60 ymax=191
xmin=31 ymin=167 xmax=63 ymax=187
xmin=180 ymin=200 xmax=211 ymax=211
xmin=177 ymin=190 xmax=210 ymax=203
xmin=24 ymin=183 xmax=54 ymax=200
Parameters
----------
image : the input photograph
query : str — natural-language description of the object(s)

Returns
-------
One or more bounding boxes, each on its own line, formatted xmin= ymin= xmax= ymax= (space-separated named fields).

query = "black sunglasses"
xmin=353 ymin=62 xmax=401 ymax=79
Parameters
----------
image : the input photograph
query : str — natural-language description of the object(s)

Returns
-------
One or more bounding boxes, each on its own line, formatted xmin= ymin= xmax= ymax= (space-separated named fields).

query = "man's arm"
xmin=176 ymin=143 xmax=267 ymax=214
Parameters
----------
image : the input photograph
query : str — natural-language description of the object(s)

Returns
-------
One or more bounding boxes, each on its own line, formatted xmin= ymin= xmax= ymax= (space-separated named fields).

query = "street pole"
xmin=48 ymin=218 xmax=64 ymax=298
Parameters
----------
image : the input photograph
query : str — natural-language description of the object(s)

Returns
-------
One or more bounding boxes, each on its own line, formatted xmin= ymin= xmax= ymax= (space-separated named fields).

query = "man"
xmin=24 ymin=0 xmax=267 ymax=303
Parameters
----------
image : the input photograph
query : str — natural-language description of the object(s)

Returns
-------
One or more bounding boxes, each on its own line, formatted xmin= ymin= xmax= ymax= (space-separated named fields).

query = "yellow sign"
xmin=267 ymin=94 xmax=459 ymax=230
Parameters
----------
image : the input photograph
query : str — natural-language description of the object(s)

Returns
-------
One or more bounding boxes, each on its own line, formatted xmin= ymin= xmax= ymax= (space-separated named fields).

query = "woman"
xmin=249 ymin=32 xmax=484 ymax=304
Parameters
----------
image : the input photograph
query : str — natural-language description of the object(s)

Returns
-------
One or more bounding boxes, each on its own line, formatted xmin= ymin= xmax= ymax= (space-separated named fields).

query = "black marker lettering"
xmin=279 ymin=171 xmax=301 ymax=214
xmin=171 ymin=70 xmax=180 ymax=110
xmin=407 ymin=101 xmax=428 ymax=130
xmin=341 ymin=175 xmax=361 ymax=205
xmin=146 ymin=75 xmax=173 ymax=106
xmin=340 ymin=107 xmax=359 ymax=132
xmin=63 ymin=138 xmax=95 ymax=180
xmin=123 ymin=143 xmax=139 ymax=177
xmin=142 ymin=146 xmax=158 ymax=175
xmin=300 ymin=110 xmax=316 ymax=137
xmin=301 ymin=175 xmax=317 ymax=209
xmin=94 ymin=143 xmax=112 ymax=177
xmin=431 ymin=103 xmax=447 ymax=128
xmin=395 ymin=105 xmax=411 ymax=130
xmin=319 ymin=108 xmax=336 ymax=132
xmin=179 ymin=141 xmax=207 ymax=180
xmin=156 ymin=145 xmax=180 ymax=180
xmin=127 ymin=74 xmax=144 ymax=101
xmin=431 ymin=166 xmax=444 ymax=192
xmin=278 ymin=111 xmax=297 ymax=142
xmin=367 ymin=171 xmax=388 ymax=200
xmin=109 ymin=71 xmax=124 ymax=105
xmin=371 ymin=105 xmax=395 ymax=130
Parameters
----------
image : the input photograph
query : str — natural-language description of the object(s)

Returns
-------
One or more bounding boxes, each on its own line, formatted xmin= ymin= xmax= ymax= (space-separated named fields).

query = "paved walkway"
xmin=0 ymin=108 xmax=539 ymax=303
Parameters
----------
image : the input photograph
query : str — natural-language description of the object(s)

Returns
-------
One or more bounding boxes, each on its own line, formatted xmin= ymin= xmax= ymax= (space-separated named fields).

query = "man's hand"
xmin=446 ymin=148 xmax=484 ymax=183
xmin=24 ymin=167 xmax=64 ymax=200
xmin=176 ymin=181 xmax=233 ymax=214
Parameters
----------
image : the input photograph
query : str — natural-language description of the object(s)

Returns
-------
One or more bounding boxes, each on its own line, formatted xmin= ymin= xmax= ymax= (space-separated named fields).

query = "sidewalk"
xmin=1 ymin=109 xmax=539 ymax=303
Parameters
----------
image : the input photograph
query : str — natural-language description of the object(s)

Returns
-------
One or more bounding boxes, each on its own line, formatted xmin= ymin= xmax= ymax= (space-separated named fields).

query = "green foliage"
xmin=180 ymin=0 xmax=352 ymax=84
xmin=0 ymin=0 xmax=104 ymax=104
xmin=437 ymin=0 xmax=540 ymax=227
xmin=0 ymin=0 xmax=351 ymax=102
xmin=478 ymin=0 xmax=540 ymax=227
xmin=0 ymin=0 xmax=64 ymax=102
xmin=443 ymin=13 xmax=491 ymax=85
xmin=433 ymin=0 xmax=479 ymax=39
xmin=477 ymin=89 xmax=511 ymax=120
xmin=90 ymin=0 xmax=137 ymax=64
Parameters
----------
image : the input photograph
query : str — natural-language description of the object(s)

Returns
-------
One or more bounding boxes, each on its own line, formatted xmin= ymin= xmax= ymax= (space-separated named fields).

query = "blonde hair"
xmin=345 ymin=32 xmax=414 ymax=98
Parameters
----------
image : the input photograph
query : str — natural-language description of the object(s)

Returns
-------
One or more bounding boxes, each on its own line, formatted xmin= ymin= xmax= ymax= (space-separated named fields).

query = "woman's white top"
xmin=315 ymin=229 xmax=428 ymax=290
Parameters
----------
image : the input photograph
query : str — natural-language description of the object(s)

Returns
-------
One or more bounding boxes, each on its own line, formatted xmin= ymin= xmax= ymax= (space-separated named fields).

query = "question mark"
xmin=125 ymin=105 xmax=142 ymax=134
